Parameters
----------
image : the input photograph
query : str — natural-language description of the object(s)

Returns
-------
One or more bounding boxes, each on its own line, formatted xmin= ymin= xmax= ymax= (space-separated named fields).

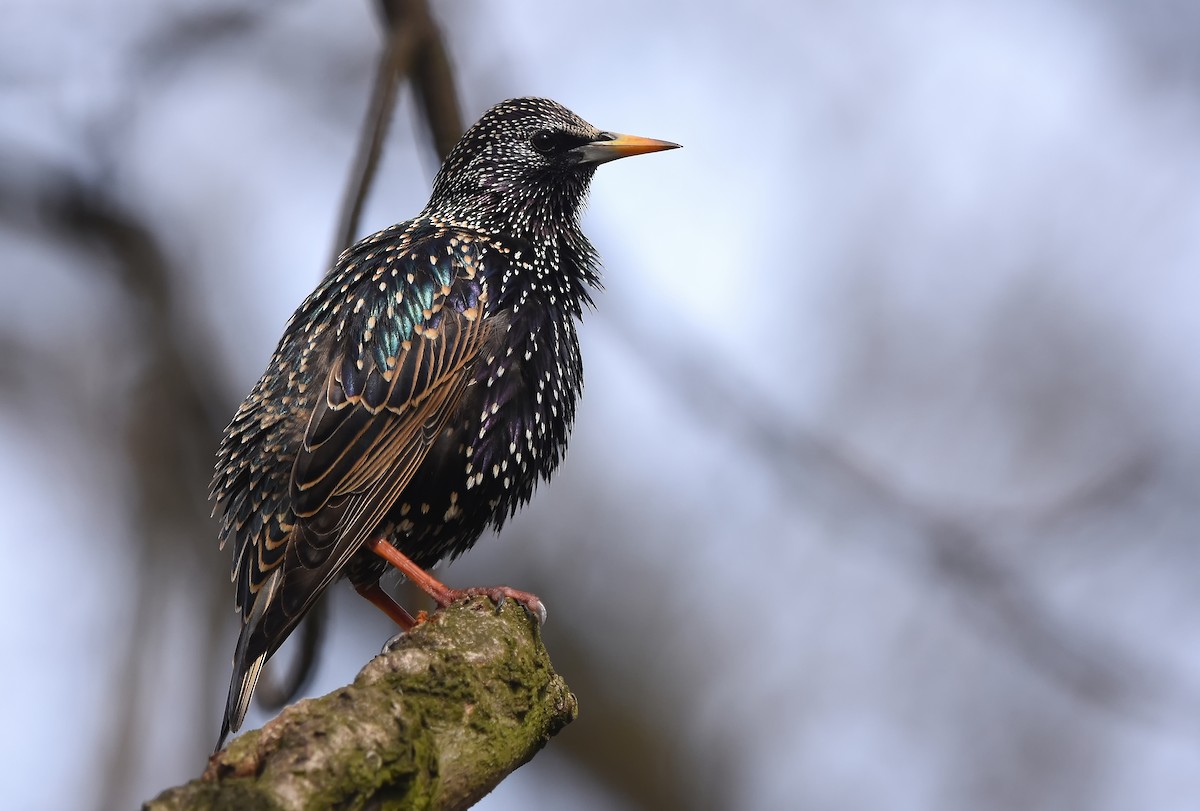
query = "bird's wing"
xmin=218 ymin=230 xmax=501 ymax=743
xmin=261 ymin=235 xmax=495 ymax=640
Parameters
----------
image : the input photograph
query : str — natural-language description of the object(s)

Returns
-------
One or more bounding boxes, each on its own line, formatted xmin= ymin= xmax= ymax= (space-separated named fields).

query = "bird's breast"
xmin=463 ymin=301 xmax=582 ymax=510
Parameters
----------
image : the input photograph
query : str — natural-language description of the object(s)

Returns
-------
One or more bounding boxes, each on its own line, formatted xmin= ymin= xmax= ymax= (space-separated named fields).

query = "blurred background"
xmin=4 ymin=0 xmax=1200 ymax=808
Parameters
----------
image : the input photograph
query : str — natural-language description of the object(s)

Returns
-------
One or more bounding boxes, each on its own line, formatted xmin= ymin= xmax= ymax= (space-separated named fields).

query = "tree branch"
xmin=333 ymin=0 xmax=461 ymax=262
xmin=144 ymin=598 xmax=577 ymax=810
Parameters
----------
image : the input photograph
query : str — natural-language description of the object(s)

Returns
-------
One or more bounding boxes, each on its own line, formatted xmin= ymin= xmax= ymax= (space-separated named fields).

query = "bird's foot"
xmin=439 ymin=585 xmax=547 ymax=626
xmin=379 ymin=589 xmax=543 ymax=652
xmin=365 ymin=538 xmax=547 ymax=624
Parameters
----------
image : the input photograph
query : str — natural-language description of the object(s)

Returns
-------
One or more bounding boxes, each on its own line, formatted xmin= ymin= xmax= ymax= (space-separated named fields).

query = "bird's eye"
xmin=531 ymin=130 xmax=561 ymax=155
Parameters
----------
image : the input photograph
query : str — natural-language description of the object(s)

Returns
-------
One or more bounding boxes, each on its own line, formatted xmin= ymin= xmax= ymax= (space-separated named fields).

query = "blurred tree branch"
xmin=334 ymin=0 xmax=462 ymax=260
xmin=596 ymin=301 xmax=1167 ymax=722
xmin=144 ymin=598 xmax=577 ymax=811
xmin=0 ymin=156 xmax=233 ymax=811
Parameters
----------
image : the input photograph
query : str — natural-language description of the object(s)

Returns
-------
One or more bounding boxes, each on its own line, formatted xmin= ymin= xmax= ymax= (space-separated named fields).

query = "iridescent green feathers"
xmin=212 ymin=225 xmax=510 ymax=626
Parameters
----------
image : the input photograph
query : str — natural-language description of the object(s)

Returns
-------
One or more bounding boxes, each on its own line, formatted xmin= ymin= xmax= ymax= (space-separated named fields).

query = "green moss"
xmin=145 ymin=597 xmax=576 ymax=810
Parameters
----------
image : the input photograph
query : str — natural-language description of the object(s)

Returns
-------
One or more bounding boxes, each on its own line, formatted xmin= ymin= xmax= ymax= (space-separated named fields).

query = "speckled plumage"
xmin=211 ymin=97 xmax=677 ymax=748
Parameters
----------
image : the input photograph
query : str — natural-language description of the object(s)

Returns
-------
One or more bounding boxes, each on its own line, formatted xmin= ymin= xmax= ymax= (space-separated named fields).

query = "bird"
xmin=210 ymin=97 xmax=678 ymax=750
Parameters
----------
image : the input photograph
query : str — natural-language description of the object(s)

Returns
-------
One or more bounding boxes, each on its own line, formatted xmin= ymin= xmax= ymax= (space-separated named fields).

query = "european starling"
xmin=211 ymin=97 xmax=678 ymax=749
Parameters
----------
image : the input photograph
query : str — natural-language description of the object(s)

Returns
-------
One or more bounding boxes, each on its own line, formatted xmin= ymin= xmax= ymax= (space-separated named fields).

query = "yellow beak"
xmin=571 ymin=132 xmax=681 ymax=165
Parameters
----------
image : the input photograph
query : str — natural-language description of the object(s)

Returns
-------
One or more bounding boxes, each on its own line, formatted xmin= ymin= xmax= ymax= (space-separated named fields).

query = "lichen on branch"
xmin=145 ymin=597 xmax=577 ymax=811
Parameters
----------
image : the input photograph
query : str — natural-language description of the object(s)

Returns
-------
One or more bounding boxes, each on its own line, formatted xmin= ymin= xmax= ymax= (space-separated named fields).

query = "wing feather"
xmin=238 ymin=239 xmax=496 ymax=655
xmin=216 ymin=227 xmax=510 ymax=744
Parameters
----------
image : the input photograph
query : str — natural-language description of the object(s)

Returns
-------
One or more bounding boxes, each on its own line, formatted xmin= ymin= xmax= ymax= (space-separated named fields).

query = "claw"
xmin=381 ymin=630 xmax=408 ymax=653
xmin=528 ymin=597 xmax=548 ymax=626
xmin=465 ymin=586 xmax=546 ymax=626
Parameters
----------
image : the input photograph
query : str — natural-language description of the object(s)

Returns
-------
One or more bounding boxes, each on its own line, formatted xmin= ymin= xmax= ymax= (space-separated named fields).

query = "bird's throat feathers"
xmin=428 ymin=165 xmax=595 ymax=244
xmin=423 ymin=179 xmax=603 ymax=313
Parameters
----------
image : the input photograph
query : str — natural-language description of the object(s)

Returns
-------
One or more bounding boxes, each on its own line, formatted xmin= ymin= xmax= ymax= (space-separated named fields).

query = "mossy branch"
xmin=144 ymin=598 xmax=577 ymax=811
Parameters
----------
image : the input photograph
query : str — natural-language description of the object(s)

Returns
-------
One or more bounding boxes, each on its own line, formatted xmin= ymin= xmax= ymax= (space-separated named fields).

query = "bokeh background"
xmin=5 ymin=1 xmax=1200 ymax=808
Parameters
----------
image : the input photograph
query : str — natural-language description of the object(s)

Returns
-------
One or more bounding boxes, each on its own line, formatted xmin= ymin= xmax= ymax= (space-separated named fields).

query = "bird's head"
xmin=426 ymin=97 xmax=678 ymax=235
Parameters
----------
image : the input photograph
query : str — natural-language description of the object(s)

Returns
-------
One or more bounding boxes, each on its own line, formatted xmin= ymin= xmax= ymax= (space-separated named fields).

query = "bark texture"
xmin=144 ymin=597 xmax=577 ymax=810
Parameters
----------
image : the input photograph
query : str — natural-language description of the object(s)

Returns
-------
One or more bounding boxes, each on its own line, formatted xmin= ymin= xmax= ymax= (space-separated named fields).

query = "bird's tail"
xmin=215 ymin=631 xmax=268 ymax=753
xmin=252 ymin=600 xmax=326 ymax=712
xmin=215 ymin=567 xmax=284 ymax=752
